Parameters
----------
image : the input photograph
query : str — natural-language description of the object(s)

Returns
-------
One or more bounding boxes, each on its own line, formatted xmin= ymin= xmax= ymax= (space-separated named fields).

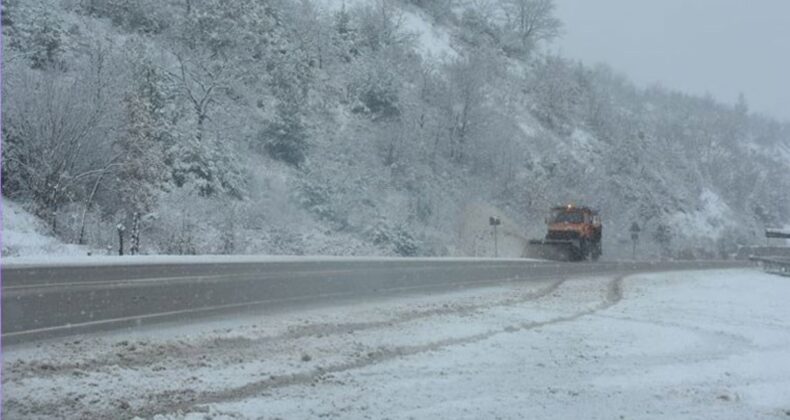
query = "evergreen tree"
xmin=261 ymin=102 xmax=308 ymax=167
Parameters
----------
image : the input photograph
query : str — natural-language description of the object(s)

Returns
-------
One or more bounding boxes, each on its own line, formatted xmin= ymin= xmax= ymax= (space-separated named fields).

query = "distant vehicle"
xmin=526 ymin=205 xmax=602 ymax=262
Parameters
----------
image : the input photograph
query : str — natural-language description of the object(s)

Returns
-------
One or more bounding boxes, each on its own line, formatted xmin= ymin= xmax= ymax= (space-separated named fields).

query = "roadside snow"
xmin=3 ymin=269 xmax=789 ymax=419
xmin=1 ymin=199 xmax=92 ymax=258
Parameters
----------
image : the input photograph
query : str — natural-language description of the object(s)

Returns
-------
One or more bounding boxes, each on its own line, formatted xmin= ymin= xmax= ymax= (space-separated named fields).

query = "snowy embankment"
xmin=1 ymin=200 xmax=93 ymax=257
xmin=1 ymin=196 xmax=533 ymax=264
xmin=3 ymin=269 xmax=789 ymax=419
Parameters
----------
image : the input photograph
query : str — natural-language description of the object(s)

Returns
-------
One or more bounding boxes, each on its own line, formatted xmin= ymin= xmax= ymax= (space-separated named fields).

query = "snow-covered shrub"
xmin=75 ymin=0 xmax=167 ymax=34
xmin=1 ymin=58 xmax=121 ymax=228
xmin=296 ymin=178 xmax=347 ymax=228
xmin=368 ymin=222 xmax=420 ymax=256
xmin=526 ymin=55 xmax=586 ymax=136
xmin=167 ymin=137 xmax=247 ymax=200
xmin=347 ymin=55 xmax=402 ymax=119
xmin=266 ymin=227 xmax=306 ymax=255
xmin=260 ymin=104 xmax=308 ymax=167
xmin=161 ymin=223 xmax=198 ymax=255
xmin=459 ymin=8 xmax=500 ymax=48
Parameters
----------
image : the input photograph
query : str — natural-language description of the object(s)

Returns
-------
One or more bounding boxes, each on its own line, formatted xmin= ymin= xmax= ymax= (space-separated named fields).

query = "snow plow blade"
xmin=525 ymin=239 xmax=583 ymax=262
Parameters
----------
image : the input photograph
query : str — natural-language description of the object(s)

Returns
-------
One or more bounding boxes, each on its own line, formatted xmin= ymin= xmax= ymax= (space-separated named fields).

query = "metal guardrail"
xmin=735 ymin=246 xmax=790 ymax=260
xmin=765 ymin=229 xmax=790 ymax=239
xmin=749 ymin=256 xmax=790 ymax=277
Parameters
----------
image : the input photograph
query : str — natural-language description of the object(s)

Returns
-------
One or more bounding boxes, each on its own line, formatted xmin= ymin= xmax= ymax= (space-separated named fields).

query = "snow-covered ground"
xmin=1 ymin=200 xmax=93 ymax=257
xmin=3 ymin=269 xmax=789 ymax=419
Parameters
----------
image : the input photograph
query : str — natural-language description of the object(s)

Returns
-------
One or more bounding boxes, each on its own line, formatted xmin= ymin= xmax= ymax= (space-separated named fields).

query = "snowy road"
xmin=3 ymin=268 xmax=789 ymax=419
xmin=1 ymin=258 xmax=739 ymax=343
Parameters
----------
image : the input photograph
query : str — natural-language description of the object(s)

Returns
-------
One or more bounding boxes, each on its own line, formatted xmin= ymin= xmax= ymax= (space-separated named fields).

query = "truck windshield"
xmin=552 ymin=211 xmax=584 ymax=224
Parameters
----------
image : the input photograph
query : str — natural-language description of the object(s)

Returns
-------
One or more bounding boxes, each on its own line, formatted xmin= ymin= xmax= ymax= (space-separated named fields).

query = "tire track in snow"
xmin=4 ymin=278 xmax=570 ymax=419
xmin=5 ymin=277 xmax=565 ymax=381
xmin=137 ymin=275 xmax=625 ymax=418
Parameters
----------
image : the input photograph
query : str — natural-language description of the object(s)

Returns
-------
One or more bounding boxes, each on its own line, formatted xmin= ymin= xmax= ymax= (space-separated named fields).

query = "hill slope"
xmin=2 ymin=0 xmax=788 ymax=259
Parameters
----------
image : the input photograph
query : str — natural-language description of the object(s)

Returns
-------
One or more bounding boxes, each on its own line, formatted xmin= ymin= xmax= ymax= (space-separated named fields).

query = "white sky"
xmin=552 ymin=0 xmax=790 ymax=122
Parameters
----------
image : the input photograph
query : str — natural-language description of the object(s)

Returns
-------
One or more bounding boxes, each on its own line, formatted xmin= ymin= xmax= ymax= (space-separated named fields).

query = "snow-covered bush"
xmin=367 ymin=222 xmax=421 ymax=257
xmin=75 ymin=0 xmax=168 ymax=34
xmin=260 ymin=104 xmax=309 ymax=167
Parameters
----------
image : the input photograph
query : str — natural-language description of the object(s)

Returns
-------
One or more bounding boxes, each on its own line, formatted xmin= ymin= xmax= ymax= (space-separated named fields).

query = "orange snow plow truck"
xmin=525 ymin=205 xmax=602 ymax=262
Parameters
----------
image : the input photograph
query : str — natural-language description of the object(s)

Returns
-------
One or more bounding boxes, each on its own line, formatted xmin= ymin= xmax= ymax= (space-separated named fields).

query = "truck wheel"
xmin=591 ymin=242 xmax=602 ymax=261
xmin=579 ymin=239 xmax=589 ymax=261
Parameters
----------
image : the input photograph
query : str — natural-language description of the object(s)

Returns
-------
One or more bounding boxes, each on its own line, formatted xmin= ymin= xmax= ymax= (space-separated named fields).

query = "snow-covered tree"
xmin=501 ymin=0 xmax=562 ymax=56
xmin=3 ymin=0 xmax=789 ymax=258
xmin=113 ymin=58 xmax=170 ymax=217
xmin=260 ymin=101 xmax=308 ymax=167
xmin=2 ymin=48 xmax=121 ymax=229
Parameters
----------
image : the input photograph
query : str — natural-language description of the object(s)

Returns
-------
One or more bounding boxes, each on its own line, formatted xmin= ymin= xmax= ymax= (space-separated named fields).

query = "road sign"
xmin=489 ymin=217 xmax=502 ymax=257
xmin=630 ymin=222 xmax=640 ymax=260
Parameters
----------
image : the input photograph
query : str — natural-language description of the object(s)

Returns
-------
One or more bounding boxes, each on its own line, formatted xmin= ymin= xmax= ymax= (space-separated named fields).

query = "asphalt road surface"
xmin=2 ymin=258 xmax=745 ymax=344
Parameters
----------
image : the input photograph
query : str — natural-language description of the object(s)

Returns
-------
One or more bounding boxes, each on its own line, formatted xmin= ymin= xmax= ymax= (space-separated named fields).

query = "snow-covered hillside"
xmin=2 ymin=0 xmax=788 ymax=259
xmin=1 ymin=200 xmax=93 ymax=257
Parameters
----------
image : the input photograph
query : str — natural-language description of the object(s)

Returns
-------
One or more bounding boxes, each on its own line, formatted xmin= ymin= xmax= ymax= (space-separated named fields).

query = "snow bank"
xmin=1 ymin=199 xmax=92 ymax=258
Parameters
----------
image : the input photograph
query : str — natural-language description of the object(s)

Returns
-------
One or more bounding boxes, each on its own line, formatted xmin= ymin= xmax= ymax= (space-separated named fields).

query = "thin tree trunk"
xmin=117 ymin=224 xmax=125 ymax=256
xmin=130 ymin=212 xmax=141 ymax=255
xmin=78 ymin=172 xmax=107 ymax=245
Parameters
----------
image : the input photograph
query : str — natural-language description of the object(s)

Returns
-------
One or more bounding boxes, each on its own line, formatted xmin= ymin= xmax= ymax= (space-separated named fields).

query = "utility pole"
xmin=489 ymin=216 xmax=502 ymax=258
xmin=117 ymin=223 xmax=126 ymax=256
